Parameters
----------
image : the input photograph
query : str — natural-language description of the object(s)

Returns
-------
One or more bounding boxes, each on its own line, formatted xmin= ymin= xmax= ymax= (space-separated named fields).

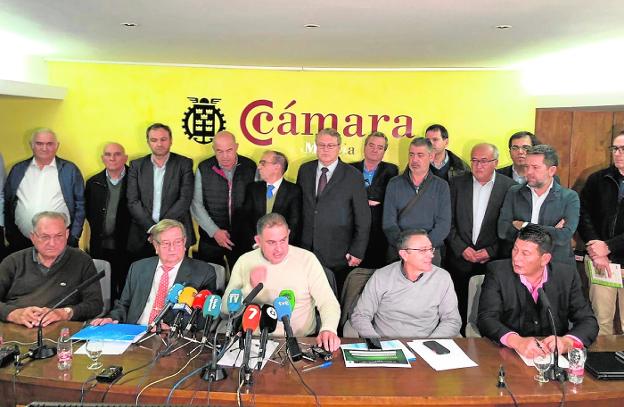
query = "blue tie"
xmin=267 ymin=184 xmax=275 ymax=199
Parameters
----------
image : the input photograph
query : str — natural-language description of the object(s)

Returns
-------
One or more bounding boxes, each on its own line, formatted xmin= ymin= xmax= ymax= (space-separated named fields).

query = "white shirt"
xmin=151 ymin=154 xmax=169 ymax=223
xmin=511 ymin=166 xmax=526 ymax=184
xmin=529 ymin=179 xmax=554 ymax=224
xmin=315 ymin=159 xmax=339 ymax=194
xmin=137 ymin=259 xmax=183 ymax=325
xmin=15 ymin=158 xmax=70 ymax=237
xmin=472 ymin=172 xmax=496 ymax=245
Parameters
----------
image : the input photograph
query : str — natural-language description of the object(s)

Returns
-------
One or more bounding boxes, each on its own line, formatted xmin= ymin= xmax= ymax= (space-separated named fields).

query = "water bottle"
xmin=567 ymin=341 xmax=586 ymax=384
xmin=57 ymin=327 xmax=73 ymax=370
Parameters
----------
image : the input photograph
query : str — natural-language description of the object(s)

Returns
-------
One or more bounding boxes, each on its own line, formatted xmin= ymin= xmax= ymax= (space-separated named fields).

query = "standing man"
xmin=192 ymin=131 xmax=256 ymax=266
xmin=578 ymin=131 xmax=624 ymax=335
xmin=240 ymin=150 xmax=302 ymax=251
xmin=4 ymin=128 xmax=85 ymax=252
xmin=85 ymin=142 xmax=131 ymax=302
xmin=498 ymin=145 xmax=579 ymax=265
xmin=497 ymin=131 xmax=540 ymax=184
xmin=425 ymin=124 xmax=469 ymax=182
xmin=126 ymin=123 xmax=195 ymax=261
xmin=297 ymin=128 xmax=370 ymax=294
xmin=383 ymin=137 xmax=451 ymax=265
xmin=446 ymin=143 xmax=515 ymax=334
xmin=351 ymin=132 xmax=398 ymax=268
xmin=0 ymin=153 xmax=5 ymax=261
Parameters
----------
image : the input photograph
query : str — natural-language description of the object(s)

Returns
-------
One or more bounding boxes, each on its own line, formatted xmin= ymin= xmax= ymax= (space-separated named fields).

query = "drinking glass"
xmin=85 ymin=340 xmax=103 ymax=370
xmin=533 ymin=353 xmax=553 ymax=383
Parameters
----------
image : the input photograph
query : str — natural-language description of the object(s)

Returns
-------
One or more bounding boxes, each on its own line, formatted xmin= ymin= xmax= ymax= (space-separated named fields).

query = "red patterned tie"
xmin=148 ymin=265 xmax=173 ymax=324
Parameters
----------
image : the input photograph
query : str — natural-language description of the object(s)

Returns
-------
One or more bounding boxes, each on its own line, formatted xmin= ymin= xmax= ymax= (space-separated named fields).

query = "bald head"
xmin=213 ymin=131 xmax=239 ymax=170
xmin=101 ymin=142 xmax=128 ymax=175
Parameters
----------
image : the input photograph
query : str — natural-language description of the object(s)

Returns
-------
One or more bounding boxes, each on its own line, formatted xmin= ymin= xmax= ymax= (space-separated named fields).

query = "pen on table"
xmin=302 ymin=361 xmax=332 ymax=373
xmin=534 ymin=338 xmax=546 ymax=353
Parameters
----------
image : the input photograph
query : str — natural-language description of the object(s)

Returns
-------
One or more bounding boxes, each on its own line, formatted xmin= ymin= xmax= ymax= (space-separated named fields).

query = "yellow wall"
xmin=0 ymin=62 xmax=535 ymax=181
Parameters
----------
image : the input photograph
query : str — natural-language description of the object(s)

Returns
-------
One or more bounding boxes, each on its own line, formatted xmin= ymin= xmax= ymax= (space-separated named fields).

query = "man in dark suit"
xmin=85 ymin=142 xmax=131 ymax=302
xmin=498 ymin=145 xmax=579 ymax=265
xmin=91 ymin=219 xmax=216 ymax=327
xmin=477 ymin=225 xmax=598 ymax=358
xmin=351 ymin=131 xmax=398 ymax=268
xmin=425 ymin=124 xmax=470 ymax=182
xmin=240 ymin=150 xmax=302 ymax=251
xmin=126 ymin=123 xmax=195 ymax=261
xmin=297 ymin=128 xmax=371 ymax=294
xmin=446 ymin=143 xmax=515 ymax=334
xmin=496 ymin=131 xmax=540 ymax=184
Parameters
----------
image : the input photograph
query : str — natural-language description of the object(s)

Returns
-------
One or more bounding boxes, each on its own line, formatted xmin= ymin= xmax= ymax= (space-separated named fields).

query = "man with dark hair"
xmin=498 ymin=144 xmax=579 ymax=265
xmin=478 ymin=224 xmax=598 ymax=358
xmin=578 ymin=131 xmax=624 ymax=335
xmin=350 ymin=229 xmax=461 ymax=338
xmin=192 ymin=131 xmax=256 ymax=267
xmin=240 ymin=150 xmax=302 ymax=251
xmin=383 ymin=137 xmax=451 ymax=265
xmin=85 ymin=142 xmax=131 ymax=302
xmin=447 ymin=143 xmax=515 ymax=334
xmin=297 ymin=128 xmax=370 ymax=294
xmin=425 ymin=124 xmax=470 ymax=182
xmin=351 ymin=132 xmax=398 ymax=268
xmin=224 ymin=213 xmax=341 ymax=351
xmin=4 ymin=128 xmax=85 ymax=251
xmin=127 ymin=123 xmax=195 ymax=261
xmin=497 ymin=131 xmax=540 ymax=184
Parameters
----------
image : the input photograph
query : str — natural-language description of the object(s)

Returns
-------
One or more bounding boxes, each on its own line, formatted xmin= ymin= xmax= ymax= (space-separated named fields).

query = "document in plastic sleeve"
xmin=584 ymin=255 xmax=623 ymax=288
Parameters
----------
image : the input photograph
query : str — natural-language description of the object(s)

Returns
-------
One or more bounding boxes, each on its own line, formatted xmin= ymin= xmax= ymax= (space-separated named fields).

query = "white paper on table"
xmin=340 ymin=340 xmax=417 ymax=361
xmin=516 ymin=350 xmax=569 ymax=368
xmin=75 ymin=341 xmax=133 ymax=355
xmin=408 ymin=339 xmax=478 ymax=371
xmin=217 ymin=339 xmax=279 ymax=369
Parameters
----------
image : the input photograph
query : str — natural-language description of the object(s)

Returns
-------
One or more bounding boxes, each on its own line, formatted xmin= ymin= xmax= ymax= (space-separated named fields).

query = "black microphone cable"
xmin=496 ymin=365 xmax=518 ymax=407
xmin=79 ymin=374 xmax=98 ymax=403
xmin=286 ymin=349 xmax=320 ymax=407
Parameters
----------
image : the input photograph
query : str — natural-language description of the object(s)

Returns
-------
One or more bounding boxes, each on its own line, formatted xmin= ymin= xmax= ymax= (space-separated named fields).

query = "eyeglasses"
xmin=510 ymin=145 xmax=532 ymax=152
xmin=155 ymin=238 xmax=185 ymax=249
xmin=470 ymin=158 xmax=497 ymax=166
xmin=609 ymin=146 xmax=624 ymax=154
xmin=366 ymin=143 xmax=386 ymax=152
xmin=402 ymin=247 xmax=436 ymax=254
xmin=316 ymin=143 xmax=340 ymax=150
xmin=33 ymin=232 xmax=66 ymax=243
xmin=258 ymin=160 xmax=277 ymax=166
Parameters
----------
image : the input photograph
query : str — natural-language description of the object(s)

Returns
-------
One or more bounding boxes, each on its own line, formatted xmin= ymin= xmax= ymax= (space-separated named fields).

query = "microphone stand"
xmin=545 ymin=307 xmax=568 ymax=382
xmin=202 ymin=325 xmax=228 ymax=382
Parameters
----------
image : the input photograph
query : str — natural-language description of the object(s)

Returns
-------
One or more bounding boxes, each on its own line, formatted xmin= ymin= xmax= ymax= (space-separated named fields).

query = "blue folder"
xmin=71 ymin=323 xmax=147 ymax=342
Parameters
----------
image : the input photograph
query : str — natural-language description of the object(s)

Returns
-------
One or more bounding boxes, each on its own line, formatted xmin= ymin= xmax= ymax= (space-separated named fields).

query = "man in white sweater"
xmin=224 ymin=213 xmax=341 ymax=351
xmin=350 ymin=230 xmax=461 ymax=338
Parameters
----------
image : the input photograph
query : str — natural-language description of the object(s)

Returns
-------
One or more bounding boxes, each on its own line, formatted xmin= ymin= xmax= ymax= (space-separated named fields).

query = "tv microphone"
xmin=274 ymin=296 xmax=303 ymax=361
xmin=241 ymin=304 xmax=261 ymax=383
xmin=279 ymin=289 xmax=296 ymax=312
xmin=256 ymin=304 xmax=278 ymax=370
xmin=537 ymin=287 xmax=567 ymax=382
xmin=170 ymin=287 xmax=197 ymax=334
xmin=183 ymin=289 xmax=211 ymax=335
xmin=146 ymin=283 xmax=185 ymax=333
xmin=200 ymin=294 xmax=222 ymax=344
xmin=30 ymin=269 xmax=106 ymax=360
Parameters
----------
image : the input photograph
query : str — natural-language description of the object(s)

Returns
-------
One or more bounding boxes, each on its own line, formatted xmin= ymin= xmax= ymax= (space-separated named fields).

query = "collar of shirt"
xmin=267 ymin=177 xmax=283 ymax=194
xmin=363 ymin=166 xmax=376 ymax=187
xmin=32 ymin=246 xmax=67 ymax=273
xmin=106 ymin=168 xmax=126 ymax=185
xmin=472 ymin=171 xmax=496 ymax=187
xmin=317 ymin=159 xmax=339 ymax=177
xmin=399 ymin=261 xmax=425 ymax=282
xmin=151 ymin=153 xmax=170 ymax=168
xmin=30 ymin=157 xmax=57 ymax=169
xmin=519 ymin=266 xmax=549 ymax=303
xmin=511 ymin=165 xmax=526 ymax=183
xmin=432 ymin=150 xmax=449 ymax=170
xmin=528 ymin=177 xmax=554 ymax=198
xmin=156 ymin=258 xmax=184 ymax=276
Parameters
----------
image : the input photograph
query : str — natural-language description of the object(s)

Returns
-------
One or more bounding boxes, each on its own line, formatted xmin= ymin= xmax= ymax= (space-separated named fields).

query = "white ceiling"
xmin=2 ymin=0 xmax=624 ymax=69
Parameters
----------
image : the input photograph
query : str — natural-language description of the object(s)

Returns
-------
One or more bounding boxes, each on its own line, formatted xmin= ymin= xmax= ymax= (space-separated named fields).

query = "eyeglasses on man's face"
xmin=470 ymin=158 xmax=497 ymax=166
xmin=402 ymin=247 xmax=436 ymax=254
xmin=510 ymin=145 xmax=531 ymax=152
xmin=316 ymin=143 xmax=340 ymax=150
xmin=609 ymin=146 xmax=624 ymax=154
xmin=155 ymin=238 xmax=186 ymax=249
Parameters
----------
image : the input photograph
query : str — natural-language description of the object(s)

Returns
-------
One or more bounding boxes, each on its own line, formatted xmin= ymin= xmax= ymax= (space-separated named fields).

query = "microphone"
xmin=183 ymin=289 xmax=211 ymax=335
xmin=200 ymin=294 xmax=222 ymax=344
xmin=241 ymin=304 xmax=261 ymax=384
xmin=537 ymin=287 xmax=567 ymax=382
xmin=224 ymin=289 xmax=243 ymax=341
xmin=146 ymin=283 xmax=185 ymax=333
xmin=274 ymin=296 xmax=303 ymax=361
xmin=169 ymin=287 xmax=197 ymax=334
xmin=279 ymin=289 xmax=296 ymax=312
xmin=256 ymin=304 xmax=278 ymax=370
xmin=30 ymin=269 xmax=106 ymax=360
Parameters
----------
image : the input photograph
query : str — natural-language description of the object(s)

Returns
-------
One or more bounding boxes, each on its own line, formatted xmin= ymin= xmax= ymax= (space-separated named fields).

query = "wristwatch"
xmin=63 ymin=307 xmax=73 ymax=320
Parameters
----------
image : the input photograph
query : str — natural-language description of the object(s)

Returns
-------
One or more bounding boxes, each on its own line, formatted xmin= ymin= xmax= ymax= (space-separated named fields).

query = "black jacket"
xmin=578 ymin=165 xmax=624 ymax=265
xmin=85 ymin=167 xmax=130 ymax=258
xmin=430 ymin=149 xmax=470 ymax=182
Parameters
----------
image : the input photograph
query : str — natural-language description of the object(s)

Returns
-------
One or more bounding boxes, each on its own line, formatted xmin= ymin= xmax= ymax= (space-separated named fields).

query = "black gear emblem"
xmin=182 ymin=97 xmax=226 ymax=145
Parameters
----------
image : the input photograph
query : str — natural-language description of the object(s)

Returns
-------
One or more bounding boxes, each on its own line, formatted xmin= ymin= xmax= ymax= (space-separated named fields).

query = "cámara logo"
xmin=182 ymin=97 xmax=227 ymax=145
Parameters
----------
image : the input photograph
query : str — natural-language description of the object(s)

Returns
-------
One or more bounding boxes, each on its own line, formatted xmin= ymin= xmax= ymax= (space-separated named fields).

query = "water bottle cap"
xmin=573 ymin=340 xmax=584 ymax=349
xmin=60 ymin=327 xmax=70 ymax=336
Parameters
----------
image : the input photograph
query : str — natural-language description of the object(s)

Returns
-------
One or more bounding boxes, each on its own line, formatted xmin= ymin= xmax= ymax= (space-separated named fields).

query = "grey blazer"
xmin=108 ymin=257 xmax=216 ymax=324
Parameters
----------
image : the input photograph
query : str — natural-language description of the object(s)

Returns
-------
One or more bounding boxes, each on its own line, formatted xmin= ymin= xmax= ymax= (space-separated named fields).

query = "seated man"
xmin=224 ymin=213 xmax=341 ymax=351
xmin=0 ymin=211 xmax=103 ymax=327
xmin=478 ymin=225 xmax=598 ymax=358
xmin=350 ymin=230 xmax=461 ymax=338
xmin=91 ymin=219 xmax=216 ymax=326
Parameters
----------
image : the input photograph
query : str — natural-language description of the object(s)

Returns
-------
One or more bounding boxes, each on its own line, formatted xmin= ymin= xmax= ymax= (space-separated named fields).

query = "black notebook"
xmin=585 ymin=352 xmax=624 ymax=380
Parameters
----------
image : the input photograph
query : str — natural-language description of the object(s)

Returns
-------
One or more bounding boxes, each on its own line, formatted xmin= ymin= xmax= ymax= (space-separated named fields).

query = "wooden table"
xmin=1 ymin=321 xmax=624 ymax=406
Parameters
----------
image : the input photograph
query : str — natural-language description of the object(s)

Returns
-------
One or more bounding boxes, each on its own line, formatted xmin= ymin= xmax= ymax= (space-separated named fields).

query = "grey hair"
xmin=472 ymin=143 xmax=499 ymax=160
xmin=527 ymin=144 xmax=559 ymax=167
xmin=30 ymin=128 xmax=58 ymax=147
xmin=409 ymin=137 xmax=433 ymax=152
xmin=315 ymin=128 xmax=342 ymax=145
xmin=32 ymin=211 xmax=69 ymax=229
xmin=256 ymin=213 xmax=289 ymax=235
xmin=149 ymin=219 xmax=187 ymax=242
xmin=397 ymin=229 xmax=429 ymax=250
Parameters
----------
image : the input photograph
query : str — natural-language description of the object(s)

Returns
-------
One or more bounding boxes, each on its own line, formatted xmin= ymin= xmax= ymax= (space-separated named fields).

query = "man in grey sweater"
xmin=350 ymin=229 xmax=461 ymax=338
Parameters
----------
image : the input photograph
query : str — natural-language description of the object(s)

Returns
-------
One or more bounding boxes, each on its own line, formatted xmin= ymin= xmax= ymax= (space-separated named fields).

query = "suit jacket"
xmin=477 ymin=259 xmax=598 ymax=347
xmin=239 ymin=179 xmax=303 ymax=250
xmin=496 ymin=165 xmax=513 ymax=179
xmin=126 ymin=153 xmax=196 ymax=252
xmin=108 ymin=257 xmax=216 ymax=324
xmin=297 ymin=159 xmax=371 ymax=269
xmin=447 ymin=172 xmax=515 ymax=260
xmin=497 ymin=181 xmax=580 ymax=264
